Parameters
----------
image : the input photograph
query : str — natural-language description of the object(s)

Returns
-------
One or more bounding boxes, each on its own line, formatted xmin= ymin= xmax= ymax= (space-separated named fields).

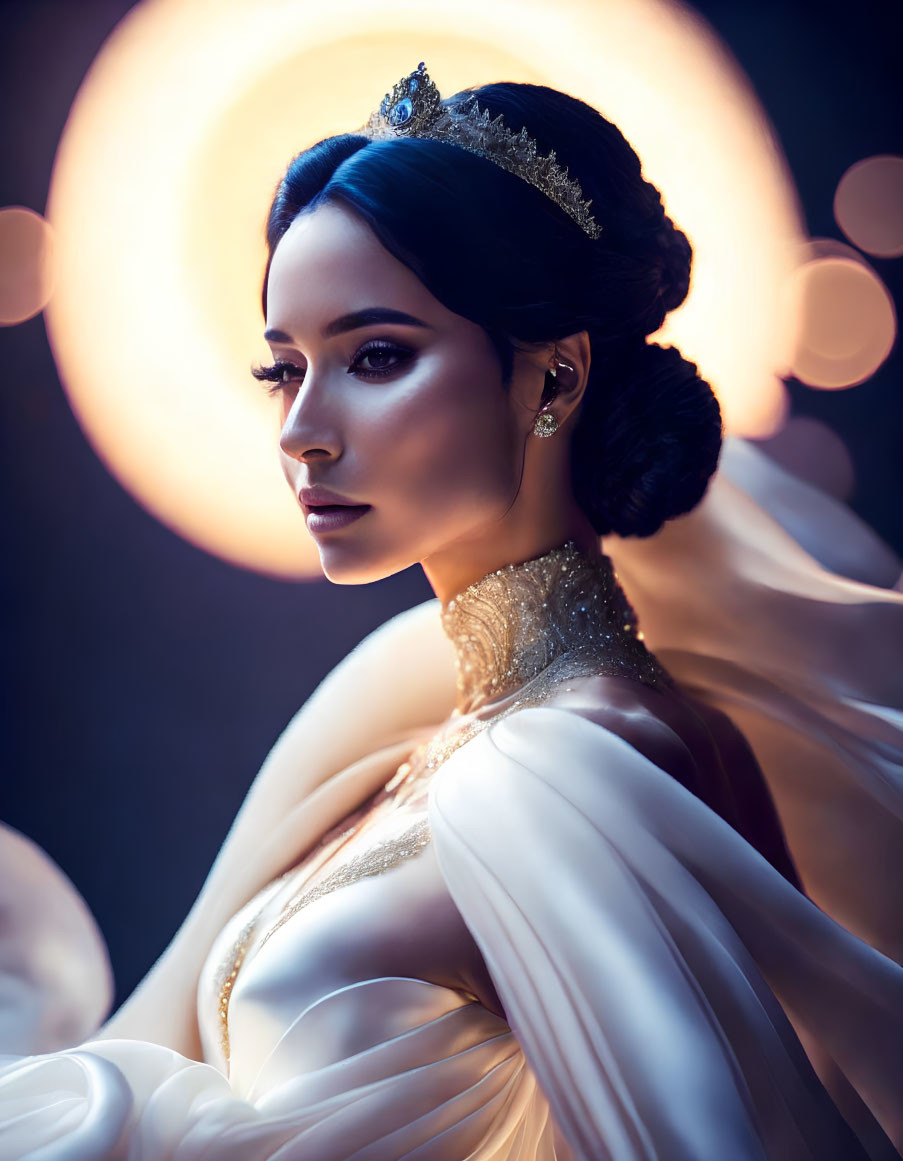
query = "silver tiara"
xmin=358 ymin=62 xmax=603 ymax=240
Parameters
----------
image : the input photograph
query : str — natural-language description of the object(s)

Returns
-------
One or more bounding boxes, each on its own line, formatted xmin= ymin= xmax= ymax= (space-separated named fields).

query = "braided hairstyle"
xmin=258 ymin=81 xmax=722 ymax=538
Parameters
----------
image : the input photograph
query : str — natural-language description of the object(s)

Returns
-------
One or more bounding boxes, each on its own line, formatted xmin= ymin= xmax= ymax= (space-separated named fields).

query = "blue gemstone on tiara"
xmin=388 ymin=97 xmax=413 ymax=126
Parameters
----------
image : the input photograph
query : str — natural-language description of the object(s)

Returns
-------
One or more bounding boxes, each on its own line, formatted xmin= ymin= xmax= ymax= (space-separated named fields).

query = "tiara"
xmin=357 ymin=62 xmax=603 ymax=240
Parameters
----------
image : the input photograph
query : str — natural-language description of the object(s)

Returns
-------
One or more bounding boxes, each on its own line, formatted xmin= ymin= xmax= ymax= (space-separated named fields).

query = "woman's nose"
xmin=278 ymin=387 xmax=342 ymax=463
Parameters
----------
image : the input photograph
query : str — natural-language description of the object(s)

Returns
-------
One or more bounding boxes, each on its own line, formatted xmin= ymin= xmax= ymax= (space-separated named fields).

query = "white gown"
xmin=1 ymin=436 xmax=901 ymax=1160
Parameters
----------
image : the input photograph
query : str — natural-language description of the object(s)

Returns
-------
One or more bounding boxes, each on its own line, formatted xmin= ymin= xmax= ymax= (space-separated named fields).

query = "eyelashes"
xmin=250 ymin=359 xmax=304 ymax=397
xmin=251 ymin=341 xmax=414 ymax=397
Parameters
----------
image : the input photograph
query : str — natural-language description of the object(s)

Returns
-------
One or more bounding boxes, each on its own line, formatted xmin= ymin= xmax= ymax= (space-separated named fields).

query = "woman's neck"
xmin=421 ymin=514 xmax=601 ymax=607
xmin=438 ymin=539 xmax=672 ymax=714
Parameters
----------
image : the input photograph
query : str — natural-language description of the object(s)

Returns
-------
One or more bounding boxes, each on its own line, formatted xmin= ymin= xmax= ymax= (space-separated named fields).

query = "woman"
xmin=1 ymin=63 xmax=902 ymax=1159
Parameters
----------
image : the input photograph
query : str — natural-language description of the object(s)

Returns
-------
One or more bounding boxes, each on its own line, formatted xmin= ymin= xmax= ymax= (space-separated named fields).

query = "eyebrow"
xmin=264 ymin=307 xmax=433 ymax=345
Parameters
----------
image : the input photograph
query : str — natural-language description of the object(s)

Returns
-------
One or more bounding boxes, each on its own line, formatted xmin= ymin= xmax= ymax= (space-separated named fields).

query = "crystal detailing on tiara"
xmin=359 ymin=62 xmax=603 ymax=240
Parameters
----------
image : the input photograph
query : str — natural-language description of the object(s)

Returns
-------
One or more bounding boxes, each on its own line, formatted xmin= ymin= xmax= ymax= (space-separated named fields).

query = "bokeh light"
xmin=0 ymin=207 xmax=55 ymax=325
xmin=785 ymin=247 xmax=897 ymax=389
xmin=834 ymin=155 xmax=903 ymax=259
xmin=44 ymin=0 xmax=803 ymax=578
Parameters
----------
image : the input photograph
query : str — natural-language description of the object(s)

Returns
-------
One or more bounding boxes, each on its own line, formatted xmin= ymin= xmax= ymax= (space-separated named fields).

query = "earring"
xmin=533 ymin=408 xmax=559 ymax=437
xmin=534 ymin=350 xmax=566 ymax=436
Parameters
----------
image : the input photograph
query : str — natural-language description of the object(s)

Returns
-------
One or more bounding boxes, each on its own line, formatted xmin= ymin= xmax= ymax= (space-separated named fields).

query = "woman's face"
xmin=264 ymin=200 xmax=535 ymax=584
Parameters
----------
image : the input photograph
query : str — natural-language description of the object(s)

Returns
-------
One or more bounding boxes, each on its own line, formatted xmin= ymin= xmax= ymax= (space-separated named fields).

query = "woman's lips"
xmin=303 ymin=504 xmax=371 ymax=533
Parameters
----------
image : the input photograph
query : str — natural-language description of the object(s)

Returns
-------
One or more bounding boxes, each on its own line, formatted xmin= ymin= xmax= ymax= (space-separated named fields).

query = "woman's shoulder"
xmin=429 ymin=697 xmax=697 ymax=836
xmin=485 ymin=676 xmax=800 ymax=886
xmin=536 ymin=673 xmax=711 ymax=791
xmin=537 ymin=672 xmax=760 ymax=797
xmin=435 ymin=688 xmax=688 ymax=804
xmin=432 ymin=689 xmax=730 ymax=834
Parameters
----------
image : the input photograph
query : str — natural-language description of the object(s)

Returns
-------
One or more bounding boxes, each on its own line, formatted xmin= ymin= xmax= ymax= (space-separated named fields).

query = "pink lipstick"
xmin=298 ymin=486 xmax=371 ymax=533
xmin=304 ymin=504 xmax=371 ymax=533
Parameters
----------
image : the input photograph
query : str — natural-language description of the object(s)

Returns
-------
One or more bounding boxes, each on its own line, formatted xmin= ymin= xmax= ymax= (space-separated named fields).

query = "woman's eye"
xmin=350 ymin=341 xmax=413 ymax=378
xmin=251 ymin=341 xmax=412 ymax=397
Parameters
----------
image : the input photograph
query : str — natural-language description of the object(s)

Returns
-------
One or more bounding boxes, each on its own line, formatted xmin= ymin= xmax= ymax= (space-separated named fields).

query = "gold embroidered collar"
xmin=440 ymin=540 xmax=672 ymax=714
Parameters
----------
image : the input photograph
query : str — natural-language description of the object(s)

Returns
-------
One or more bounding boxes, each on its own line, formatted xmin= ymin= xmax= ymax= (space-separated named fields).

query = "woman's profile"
xmin=1 ymin=61 xmax=902 ymax=1160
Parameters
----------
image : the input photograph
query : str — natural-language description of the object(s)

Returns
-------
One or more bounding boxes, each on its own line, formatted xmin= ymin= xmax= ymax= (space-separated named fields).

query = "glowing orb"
xmin=835 ymin=155 xmax=903 ymax=259
xmin=0 ymin=207 xmax=55 ymax=325
xmin=787 ymin=249 xmax=897 ymax=389
xmin=45 ymin=0 xmax=803 ymax=578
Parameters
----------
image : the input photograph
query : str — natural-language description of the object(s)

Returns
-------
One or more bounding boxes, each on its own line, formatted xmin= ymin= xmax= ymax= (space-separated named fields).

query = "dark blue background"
xmin=1 ymin=0 xmax=900 ymax=1010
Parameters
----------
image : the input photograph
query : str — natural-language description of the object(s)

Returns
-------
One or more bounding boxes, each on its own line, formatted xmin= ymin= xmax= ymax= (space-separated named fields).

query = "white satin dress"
xmin=1 ymin=437 xmax=902 ymax=1160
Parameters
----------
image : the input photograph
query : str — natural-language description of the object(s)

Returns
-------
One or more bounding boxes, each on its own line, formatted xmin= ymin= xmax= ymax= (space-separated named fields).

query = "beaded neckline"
xmin=440 ymin=540 xmax=673 ymax=714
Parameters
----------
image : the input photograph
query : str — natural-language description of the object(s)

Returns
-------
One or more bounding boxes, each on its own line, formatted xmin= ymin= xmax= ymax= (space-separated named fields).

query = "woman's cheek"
xmin=362 ymin=358 xmax=516 ymax=514
xmin=391 ymin=404 xmax=505 ymax=507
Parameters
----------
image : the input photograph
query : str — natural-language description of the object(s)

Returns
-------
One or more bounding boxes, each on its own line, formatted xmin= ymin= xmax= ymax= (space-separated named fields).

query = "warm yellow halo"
xmin=44 ymin=0 xmax=803 ymax=580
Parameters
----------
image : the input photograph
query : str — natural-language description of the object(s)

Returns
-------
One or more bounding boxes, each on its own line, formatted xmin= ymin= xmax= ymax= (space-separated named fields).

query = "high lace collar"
xmin=440 ymin=540 xmax=673 ymax=714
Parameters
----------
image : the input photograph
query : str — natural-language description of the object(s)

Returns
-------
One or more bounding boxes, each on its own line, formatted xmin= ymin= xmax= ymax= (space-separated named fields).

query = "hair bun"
xmin=571 ymin=341 xmax=723 ymax=538
xmin=655 ymin=217 xmax=692 ymax=312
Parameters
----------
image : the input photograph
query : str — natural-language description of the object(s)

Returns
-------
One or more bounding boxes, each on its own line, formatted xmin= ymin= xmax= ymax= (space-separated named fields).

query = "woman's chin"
xmin=313 ymin=539 xmax=410 ymax=586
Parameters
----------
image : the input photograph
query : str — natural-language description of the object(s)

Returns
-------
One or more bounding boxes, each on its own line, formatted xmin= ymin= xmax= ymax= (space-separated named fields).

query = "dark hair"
xmin=257 ymin=81 xmax=723 ymax=538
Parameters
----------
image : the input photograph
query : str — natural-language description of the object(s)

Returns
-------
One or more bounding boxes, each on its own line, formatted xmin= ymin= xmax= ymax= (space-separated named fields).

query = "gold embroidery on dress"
xmin=215 ymin=539 xmax=673 ymax=1066
xmin=215 ymin=807 xmax=432 ymax=1066
xmin=257 ymin=816 xmax=432 ymax=954
xmin=213 ymin=914 xmax=258 ymax=1064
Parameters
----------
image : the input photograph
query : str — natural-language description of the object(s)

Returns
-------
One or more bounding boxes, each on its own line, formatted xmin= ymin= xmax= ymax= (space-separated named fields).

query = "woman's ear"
xmin=509 ymin=331 xmax=592 ymax=435
xmin=545 ymin=330 xmax=591 ymax=426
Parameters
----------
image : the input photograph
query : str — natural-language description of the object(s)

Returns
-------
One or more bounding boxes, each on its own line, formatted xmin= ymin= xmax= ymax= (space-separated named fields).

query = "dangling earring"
xmin=533 ymin=408 xmax=559 ymax=437
xmin=533 ymin=352 xmax=568 ymax=437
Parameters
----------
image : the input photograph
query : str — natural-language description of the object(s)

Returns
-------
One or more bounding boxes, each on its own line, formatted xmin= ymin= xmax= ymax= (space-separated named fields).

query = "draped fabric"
xmin=429 ymin=708 xmax=903 ymax=1159
xmin=603 ymin=436 xmax=903 ymax=965
xmin=0 ymin=435 xmax=901 ymax=1159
